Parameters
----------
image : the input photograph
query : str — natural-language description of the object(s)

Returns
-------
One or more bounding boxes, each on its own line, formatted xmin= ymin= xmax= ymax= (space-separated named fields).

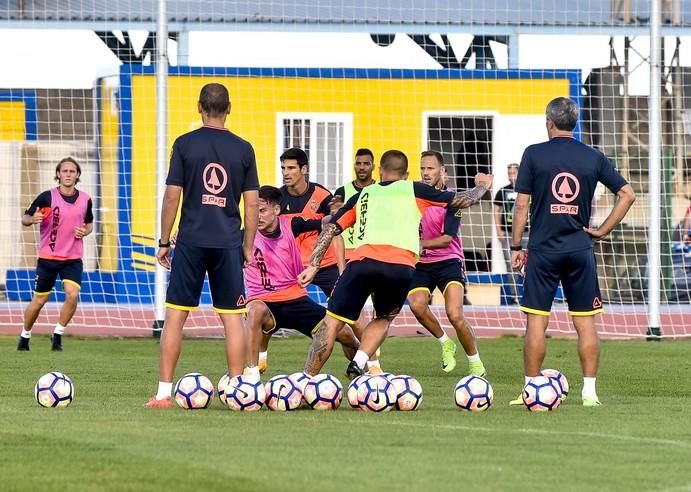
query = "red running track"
xmin=0 ymin=303 xmax=689 ymax=339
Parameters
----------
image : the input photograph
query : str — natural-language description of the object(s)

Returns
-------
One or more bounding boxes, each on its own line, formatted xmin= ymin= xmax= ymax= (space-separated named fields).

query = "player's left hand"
xmin=74 ymin=224 xmax=88 ymax=239
xmin=156 ymin=247 xmax=172 ymax=270
xmin=474 ymin=173 xmax=493 ymax=189
xmin=242 ymin=244 xmax=253 ymax=268
xmin=583 ymin=226 xmax=608 ymax=241
xmin=328 ymin=195 xmax=344 ymax=215
xmin=297 ymin=266 xmax=318 ymax=288
xmin=511 ymin=250 xmax=526 ymax=273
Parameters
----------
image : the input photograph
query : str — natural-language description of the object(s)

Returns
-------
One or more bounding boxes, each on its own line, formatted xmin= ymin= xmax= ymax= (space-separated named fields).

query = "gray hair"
xmin=546 ymin=97 xmax=579 ymax=131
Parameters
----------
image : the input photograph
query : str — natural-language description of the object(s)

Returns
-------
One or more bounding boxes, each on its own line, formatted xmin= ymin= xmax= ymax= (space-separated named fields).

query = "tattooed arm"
xmin=297 ymin=223 xmax=341 ymax=287
xmin=451 ymin=173 xmax=493 ymax=209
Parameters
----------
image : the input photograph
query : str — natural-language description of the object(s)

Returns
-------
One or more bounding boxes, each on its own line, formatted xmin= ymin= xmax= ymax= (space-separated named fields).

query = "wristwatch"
xmin=510 ymin=244 xmax=522 ymax=251
xmin=158 ymin=240 xmax=171 ymax=248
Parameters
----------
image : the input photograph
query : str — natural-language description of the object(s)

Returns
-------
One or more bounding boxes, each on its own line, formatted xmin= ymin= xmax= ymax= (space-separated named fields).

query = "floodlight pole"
xmin=647 ymin=0 xmax=662 ymax=340
xmin=153 ymin=0 xmax=168 ymax=338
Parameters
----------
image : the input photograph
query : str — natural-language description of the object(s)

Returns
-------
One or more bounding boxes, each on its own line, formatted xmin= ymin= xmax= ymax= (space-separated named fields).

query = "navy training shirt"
xmin=515 ymin=136 xmax=627 ymax=253
xmin=166 ymin=126 xmax=259 ymax=248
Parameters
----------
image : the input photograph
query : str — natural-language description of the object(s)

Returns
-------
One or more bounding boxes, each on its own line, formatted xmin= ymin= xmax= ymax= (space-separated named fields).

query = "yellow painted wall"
xmin=98 ymin=79 xmax=119 ymax=271
xmin=0 ymin=101 xmax=26 ymax=140
xmin=130 ymin=74 xmax=570 ymax=243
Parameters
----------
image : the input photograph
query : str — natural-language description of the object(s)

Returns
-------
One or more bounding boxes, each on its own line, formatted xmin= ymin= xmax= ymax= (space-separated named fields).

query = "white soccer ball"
xmin=217 ymin=372 xmax=231 ymax=406
xmin=35 ymin=372 xmax=74 ymax=408
xmin=357 ymin=375 xmax=397 ymax=412
xmin=289 ymin=372 xmax=311 ymax=394
xmin=289 ymin=371 xmax=311 ymax=407
xmin=303 ymin=374 xmax=343 ymax=410
xmin=265 ymin=374 xmax=302 ymax=411
xmin=454 ymin=375 xmax=493 ymax=412
xmin=390 ymin=375 xmax=423 ymax=411
xmin=347 ymin=375 xmax=371 ymax=409
xmin=174 ymin=373 xmax=214 ymax=409
xmin=522 ymin=375 xmax=562 ymax=412
xmin=225 ymin=375 xmax=266 ymax=411
xmin=540 ymin=368 xmax=569 ymax=401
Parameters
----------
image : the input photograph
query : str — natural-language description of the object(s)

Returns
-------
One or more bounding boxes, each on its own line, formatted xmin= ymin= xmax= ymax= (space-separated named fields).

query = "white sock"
xmin=524 ymin=375 xmax=532 ymax=387
xmin=245 ymin=366 xmax=260 ymax=380
xmin=467 ymin=353 xmax=480 ymax=362
xmin=366 ymin=359 xmax=381 ymax=369
xmin=582 ymin=377 xmax=597 ymax=398
xmin=353 ymin=350 xmax=369 ymax=369
xmin=155 ymin=381 xmax=173 ymax=400
xmin=258 ymin=351 xmax=267 ymax=363
xmin=20 ymin=329 xmax=31 ymax=339
xmin=438 ymin=333 xmax=450 ymax=344
xmin=53 ymin=324 xmax=66 ymax=335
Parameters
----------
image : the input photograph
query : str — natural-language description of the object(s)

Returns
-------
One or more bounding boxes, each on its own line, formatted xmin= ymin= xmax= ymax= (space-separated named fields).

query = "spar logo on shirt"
xmin=550 ymin=172 xmax=580 ymax=215
xmin=201 ymin=163 xmax=228 ymax=207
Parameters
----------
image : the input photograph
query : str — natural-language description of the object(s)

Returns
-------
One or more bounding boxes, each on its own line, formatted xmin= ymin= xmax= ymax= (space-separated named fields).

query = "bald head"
xmin=380 ymin=150 xmax=409 ymax=179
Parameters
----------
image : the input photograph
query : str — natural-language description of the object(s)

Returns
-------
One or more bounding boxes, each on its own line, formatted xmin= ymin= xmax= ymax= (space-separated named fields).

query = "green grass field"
xmin=1 ymin=334 xmax=690 ymax=492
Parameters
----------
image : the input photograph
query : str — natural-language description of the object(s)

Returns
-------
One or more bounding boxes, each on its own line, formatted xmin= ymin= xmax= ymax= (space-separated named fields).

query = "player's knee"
xmin=247 ymin=302 xmax=268 ymax=319
xmin=33 ymin=294 xmax=50 ymax=306
xmin=446 ymin=310 xmax=465 ymax=327
xmin=408 ymin=295 xmax=428 ymax=315
xmin=64 ymin=290 xmax=79 ymax=303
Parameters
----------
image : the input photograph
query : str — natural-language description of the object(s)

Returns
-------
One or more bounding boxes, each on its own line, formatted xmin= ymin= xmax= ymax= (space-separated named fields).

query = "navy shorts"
xmin=34 ymin=258 xmax=83 ymax=295
xmin=521 ymin=248 xmax=603 ymax=316
xmin=408 ymin=259 xmax=467 ymax=296
xmin=327 ymin=258 xmax=414 ymax=324
xmin=251 ymin=296 xmax=326 ymax=337
xmin=312 ymin=264 xmax=339 ymax=298
xmin=166 ymin=243 xmax=246 ymax=313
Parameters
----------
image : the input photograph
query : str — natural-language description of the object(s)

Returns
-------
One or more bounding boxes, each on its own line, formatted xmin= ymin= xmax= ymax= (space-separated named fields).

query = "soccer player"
xmin=509 ymin=97 xmax=636 ymax=407
xmin=146 ymin=83 xmax=259 ymax=408
xmin=17 ymin=157 xmax=93 ymax=352
xmin=297 ymin=150 xmax=492 ymax=378
xmin=332 ymin=148 xmax=382 ymax=371
xmin=259 ymin=147 xmax=346 ymax=373
xmin=244 ymin=186 xmax=359 ymax=378
xmin=407 ymin=151 xmax=486 ymax=375
xmin=334 ymin=148 xmax=376 ymax=260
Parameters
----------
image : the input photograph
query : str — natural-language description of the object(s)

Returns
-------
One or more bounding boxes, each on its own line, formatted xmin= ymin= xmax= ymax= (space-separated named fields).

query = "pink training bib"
xmin=39 ymin=188 xmax=89 ymax=260
xmin=418 ymin=206 xmax=464 ymax=264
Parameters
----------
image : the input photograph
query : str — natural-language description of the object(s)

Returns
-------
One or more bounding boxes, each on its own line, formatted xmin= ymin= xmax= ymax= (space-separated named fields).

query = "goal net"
xmin=0 ymin=1 xmax=689 ymax=338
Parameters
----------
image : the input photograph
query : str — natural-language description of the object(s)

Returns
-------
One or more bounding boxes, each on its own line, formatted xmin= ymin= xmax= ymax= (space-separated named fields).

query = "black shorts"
xmin=408 ymin=259 xmax=466 ymax=297
xmin=521 ymin=248 xmax=603 ymax=316
xmin=166 ymin=243 xmax=246 ymax=313
xmin=251 ymin=296 xmax=326 ymax=337
xmin=312 ymin=264 xmax=339 ymax=298
xmin=34 ymin=258 xmax=83 ymax=295
xmin=327 ymin=258 xmax=414 ymax=324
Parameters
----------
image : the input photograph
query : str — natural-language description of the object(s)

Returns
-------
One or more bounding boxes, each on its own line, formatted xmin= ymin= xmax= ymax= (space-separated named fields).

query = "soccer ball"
xmin=347 ymin=375 xmax=370 ymax=409
xmin=289 ymin=372 xmax=311 ymax=395
xmin=390 ymin=375 xmax=423 ymax=411
xmin=174 ymin=373 xmax=214 ymax=409
xmin=522 ymin=376 xmax=562 ymax=412
xmin=217 ymin=372 xmax=231 ymax=406
xmin=303 ymin=374 xmax=343 ymax=410
xmin=289 ymin=371 xmax=312 ymax=407
xmin=225 ymin=375 xmax=266 ymax=411
xmin=357 ymin=375 xmax=397 ymax=412
xmin=265 ymin=374 xmax=302 ymax=411
xmin=35 ymin=372 xmax=74 ymax=408
xmin=454 ymin=375 xmax=493 ymax=412
xmin=541 ymin=368 xmax=569 ymax=400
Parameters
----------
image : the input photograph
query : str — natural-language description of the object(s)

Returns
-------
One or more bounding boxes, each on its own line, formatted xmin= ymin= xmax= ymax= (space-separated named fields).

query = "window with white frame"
xmin=276 ymin=113 xmax=353 ymax=191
